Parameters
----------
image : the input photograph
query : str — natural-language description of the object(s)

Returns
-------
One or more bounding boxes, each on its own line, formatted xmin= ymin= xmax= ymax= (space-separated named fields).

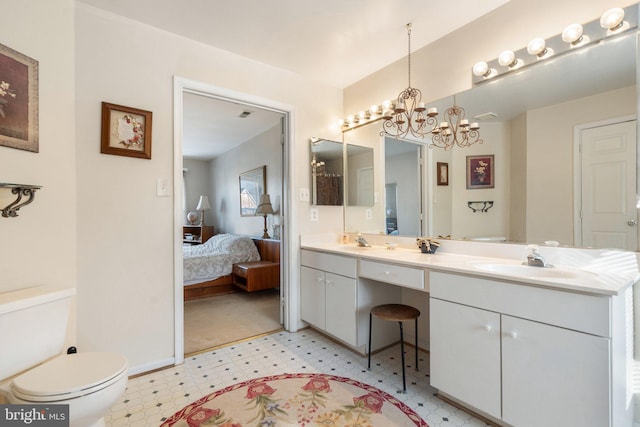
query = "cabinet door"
xmin=325 ymin=273 xmax=357 ymax=345
xmin=502 ymin=315 xmax=610 ymax=427
xmin=300 ymin=266 xmax=325 ymax=329
xmin=430 ymin=298 xmax=501 ymax=419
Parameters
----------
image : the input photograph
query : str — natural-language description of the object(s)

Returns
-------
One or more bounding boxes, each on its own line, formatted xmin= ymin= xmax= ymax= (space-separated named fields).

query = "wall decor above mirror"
xmin=309 ymin=138 xmax=343 ymax=206
xmin=344 ymin=28 xmax=638 ymax=251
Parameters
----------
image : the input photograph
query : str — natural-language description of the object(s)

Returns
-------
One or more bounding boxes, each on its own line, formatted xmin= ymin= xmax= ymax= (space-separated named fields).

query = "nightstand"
xmin=183 ymin=224 xmax=214 ymax=245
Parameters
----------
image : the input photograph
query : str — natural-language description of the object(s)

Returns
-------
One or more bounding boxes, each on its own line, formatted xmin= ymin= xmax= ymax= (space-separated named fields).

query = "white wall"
xmin=450 ymin=121 xmax=510 ymax=240
xmin=526 ymin=86 xmax=636 ymax=245
xmin=183 ymin=158 xmax=210 ymax=224
xmin=211 ymin=124 xmax=282 ymax=236
xmin=0 ymin=1 xmax=76 ymax=345
xmin=75 ymin=4 xmax=342 ymax=372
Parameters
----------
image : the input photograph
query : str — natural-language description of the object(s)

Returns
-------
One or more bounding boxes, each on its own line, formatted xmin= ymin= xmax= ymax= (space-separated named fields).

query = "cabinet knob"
xmin=507 ymin=331 xmax=518 ymax=339
xmin=484 ymin=324 xmax=492 ymax=333
xmin=384 ymin=271 xmax=390 ymax=276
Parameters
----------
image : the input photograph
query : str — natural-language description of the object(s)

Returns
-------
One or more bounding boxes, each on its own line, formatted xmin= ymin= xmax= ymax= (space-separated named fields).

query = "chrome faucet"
xmin=526 ymin=245 xmax=551 ymax=267
xmin=355 ymin=235 xmax=371 ymax=247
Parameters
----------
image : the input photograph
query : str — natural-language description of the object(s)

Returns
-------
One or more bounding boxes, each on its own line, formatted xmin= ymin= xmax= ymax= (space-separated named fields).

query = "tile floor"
xmin=105 ymin=328 xmax=489 ymax=426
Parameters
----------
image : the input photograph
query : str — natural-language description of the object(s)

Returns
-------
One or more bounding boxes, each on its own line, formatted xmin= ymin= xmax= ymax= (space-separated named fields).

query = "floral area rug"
xmin=161 ymin=373 xmax=428 ymax=427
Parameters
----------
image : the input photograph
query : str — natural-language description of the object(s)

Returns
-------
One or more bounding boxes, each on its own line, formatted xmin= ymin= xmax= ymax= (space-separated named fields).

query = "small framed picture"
xmin=239 ymin=165 xmax=266 ymax=216
xmin=436 ymin=162 xmax=448 ymax=186
xmin=101 ymin=102 xmax=152 ymax=159
xmin=466 ymin=155 xmax=494 ymax=189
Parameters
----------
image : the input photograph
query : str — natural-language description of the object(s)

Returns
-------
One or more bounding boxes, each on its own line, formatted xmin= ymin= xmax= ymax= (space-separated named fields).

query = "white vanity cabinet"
xmin=300 ymin=249 xmax=358 ymax=345
xmin=429 ymin=271 xmax=631 ymax=427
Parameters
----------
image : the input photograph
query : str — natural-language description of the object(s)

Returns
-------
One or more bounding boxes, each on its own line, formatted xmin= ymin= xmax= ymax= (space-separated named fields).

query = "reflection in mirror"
xmin=310 ymin=138 xmax=343 ymax=206
xmin=344 ymin=30 xmax=638 ymax=250
xmin=384 ymin=137 xmax=422 ymax=236
xmin=346 ymin=144 xmax=374 ymax=206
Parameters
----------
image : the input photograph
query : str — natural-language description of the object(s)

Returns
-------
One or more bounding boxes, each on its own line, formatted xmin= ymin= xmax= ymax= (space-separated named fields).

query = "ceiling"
xmin=78 ymin=0 xmax=511 ymax=159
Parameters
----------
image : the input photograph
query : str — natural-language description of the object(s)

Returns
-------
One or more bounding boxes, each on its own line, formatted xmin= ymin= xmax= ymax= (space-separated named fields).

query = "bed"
xmin=183 ymin=234 xmax=261 ymax=300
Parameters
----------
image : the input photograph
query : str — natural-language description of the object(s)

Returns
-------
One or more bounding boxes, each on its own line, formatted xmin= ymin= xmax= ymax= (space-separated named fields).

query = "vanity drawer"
xmin=430 ymin=271 xmax=611 ymax=337
xmin=359 ymin=259 xmax=425 ymax=290
xmin=300 ymin=249 xmax=357 ymax=278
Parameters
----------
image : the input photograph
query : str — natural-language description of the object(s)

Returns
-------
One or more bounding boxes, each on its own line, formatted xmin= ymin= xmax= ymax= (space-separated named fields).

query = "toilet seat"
xmin=11 ymin=352 xmax=128 ymax=402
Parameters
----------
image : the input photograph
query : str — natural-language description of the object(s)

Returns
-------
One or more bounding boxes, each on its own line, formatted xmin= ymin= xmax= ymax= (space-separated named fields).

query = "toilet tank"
xmin=0 ymin=286 xmax=75 ymax=381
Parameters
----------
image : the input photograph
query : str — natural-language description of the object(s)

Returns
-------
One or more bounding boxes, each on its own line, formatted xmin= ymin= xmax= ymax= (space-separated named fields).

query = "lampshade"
xmin=255 ymin=194 xmax=274 ymax=215
xmin=196 ymin=195 xmax=211 ymax=211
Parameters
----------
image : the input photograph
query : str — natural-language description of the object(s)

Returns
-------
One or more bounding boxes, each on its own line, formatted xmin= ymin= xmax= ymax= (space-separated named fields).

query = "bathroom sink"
xmin=472 ymin=263 xmax=593 ymax=280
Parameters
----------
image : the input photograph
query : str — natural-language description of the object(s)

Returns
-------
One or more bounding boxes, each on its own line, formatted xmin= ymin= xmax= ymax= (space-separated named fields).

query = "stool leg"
xmin=415 ymin=317 xmax=419 ymax=371
xmin=367 ymin=311 xmax=372 ymax=370
xmin=399 ymin=321 xmax=406 ymax=393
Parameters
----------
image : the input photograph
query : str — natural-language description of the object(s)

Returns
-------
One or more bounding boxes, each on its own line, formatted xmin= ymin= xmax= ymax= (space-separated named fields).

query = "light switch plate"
xmin=300 ymin=188 xmax=310 ymax=202
xmin=365 ymin=208 xmax=372 ymax=220
xmin=156 ymin=178 xmax=169 ymax=197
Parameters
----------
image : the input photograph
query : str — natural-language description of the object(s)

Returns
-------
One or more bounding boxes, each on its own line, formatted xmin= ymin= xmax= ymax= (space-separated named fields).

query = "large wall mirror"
xmin=344 ymin=30 xmax=638 ymax=250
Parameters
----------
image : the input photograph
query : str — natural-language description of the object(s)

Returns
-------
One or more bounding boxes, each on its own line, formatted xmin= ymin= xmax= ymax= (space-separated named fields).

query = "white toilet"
xmin=0 ymin=286 xmax=128 ymax=427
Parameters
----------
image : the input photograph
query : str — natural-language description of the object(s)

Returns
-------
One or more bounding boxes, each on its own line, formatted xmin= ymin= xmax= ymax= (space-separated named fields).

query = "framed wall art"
xmin=101 ymin=102 xmax=153 ymax=159
xmin=0 ymin=43 xmax=39 ymax=153
xmin=436 ymin=162 xmax=449 ymax=186
xmin=466 ymin=155 xmax=494 ymax=189
xmin=239 ymin=165 xmax=266 ymax=216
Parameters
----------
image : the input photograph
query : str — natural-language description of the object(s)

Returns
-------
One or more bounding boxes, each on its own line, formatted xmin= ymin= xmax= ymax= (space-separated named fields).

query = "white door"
xmin=502 ymin=315 xmax=610 ymax=427
xmin=429 ymin=298 xmax=501 ymax=419
xmin=357 ymin=167 xmax=374 ymax=205
xmin=580 ymin=120 xmax=637 ymax=250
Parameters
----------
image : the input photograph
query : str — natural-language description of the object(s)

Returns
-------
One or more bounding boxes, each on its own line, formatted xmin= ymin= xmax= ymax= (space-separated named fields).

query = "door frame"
xmin=572 ymin=114 xmax=636 ymax=247
xmin=172 ymin=76 xmax=294 ymax=364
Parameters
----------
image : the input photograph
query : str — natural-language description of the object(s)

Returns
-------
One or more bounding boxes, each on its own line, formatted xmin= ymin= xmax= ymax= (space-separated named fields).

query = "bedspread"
xmin=183 ymin=234 xmax=260 ymax=285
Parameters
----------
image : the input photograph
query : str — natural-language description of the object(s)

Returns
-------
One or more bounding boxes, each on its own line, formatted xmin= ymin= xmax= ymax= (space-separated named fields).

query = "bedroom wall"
xmin=183 ymin=158 xmax=210 ymax=224
xmin=75 ymin=4 xmax=342 ymax=373
xmin=210 ymin=123 xmax=283 ymax=237
xmin=0 ymin=1 xmax=76 ymax=340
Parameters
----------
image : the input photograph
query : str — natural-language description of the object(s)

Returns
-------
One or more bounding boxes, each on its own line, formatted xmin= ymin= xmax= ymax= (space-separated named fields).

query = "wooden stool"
xmin=367 ymin=303 xmax=420 ymax=393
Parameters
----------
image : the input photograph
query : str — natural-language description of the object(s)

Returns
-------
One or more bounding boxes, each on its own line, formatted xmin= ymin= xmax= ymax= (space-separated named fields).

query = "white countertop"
xmin=300 ymin=241 xmax=640 ymax=296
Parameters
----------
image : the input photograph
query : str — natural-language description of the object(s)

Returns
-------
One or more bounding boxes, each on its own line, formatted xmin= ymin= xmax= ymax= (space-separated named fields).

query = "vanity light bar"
xmin=472 ymin=4 xmax=638 ymax=85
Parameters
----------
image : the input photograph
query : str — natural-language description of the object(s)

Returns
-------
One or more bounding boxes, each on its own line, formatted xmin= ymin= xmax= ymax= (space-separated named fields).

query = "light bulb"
xmin=370 ymin=105 xmax=379 ymax=114
xmin=498 ymin=50 xmax=516 ymax=68
xmin=562 ymin=23 xmax=584 ymax=44
xmin=527 ymin=38 xmax=547 ymax=56
xmin=472 ymin=61 xmax=490 ymax=77
xmin=600 ymin=7 xmax=625 ymax=31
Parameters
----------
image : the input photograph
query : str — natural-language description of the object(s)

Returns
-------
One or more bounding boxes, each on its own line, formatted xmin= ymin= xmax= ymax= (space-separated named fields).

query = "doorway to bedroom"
xmin=175 ymin=78 xmax=288 ymax=357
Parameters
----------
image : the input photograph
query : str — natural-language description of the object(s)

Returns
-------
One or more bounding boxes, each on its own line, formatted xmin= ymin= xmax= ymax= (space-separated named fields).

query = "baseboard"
xmin=128 ymin=357 xmax=175 ymax=377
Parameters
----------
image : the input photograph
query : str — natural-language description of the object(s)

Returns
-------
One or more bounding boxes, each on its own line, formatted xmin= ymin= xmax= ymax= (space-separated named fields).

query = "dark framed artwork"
xmin=0 ymin=43 xmax=39 ymax=152
xmin=239 ymin=165 xmax=266 ymax=216
xmin=436 ymin=162 xmax=449 ymax=186
xmin=101 ymin=102 xmax=153 ymax=159
xmin=466 ymin=155 xmax=494 ymax=189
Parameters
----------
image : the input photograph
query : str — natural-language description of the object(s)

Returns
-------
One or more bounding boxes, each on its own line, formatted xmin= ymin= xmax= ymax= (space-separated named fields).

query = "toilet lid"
xmin=12 ymin=352 xmax=127 ymax=401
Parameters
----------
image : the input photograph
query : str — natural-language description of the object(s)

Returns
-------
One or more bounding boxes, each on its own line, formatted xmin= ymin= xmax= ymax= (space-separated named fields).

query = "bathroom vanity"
xmin=299 ymin=236 xmax=639 ymax=427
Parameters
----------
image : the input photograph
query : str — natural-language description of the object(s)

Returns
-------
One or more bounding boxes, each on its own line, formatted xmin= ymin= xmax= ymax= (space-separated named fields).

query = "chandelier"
xmin=380 ymin=24 xmax=482 ymax=150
